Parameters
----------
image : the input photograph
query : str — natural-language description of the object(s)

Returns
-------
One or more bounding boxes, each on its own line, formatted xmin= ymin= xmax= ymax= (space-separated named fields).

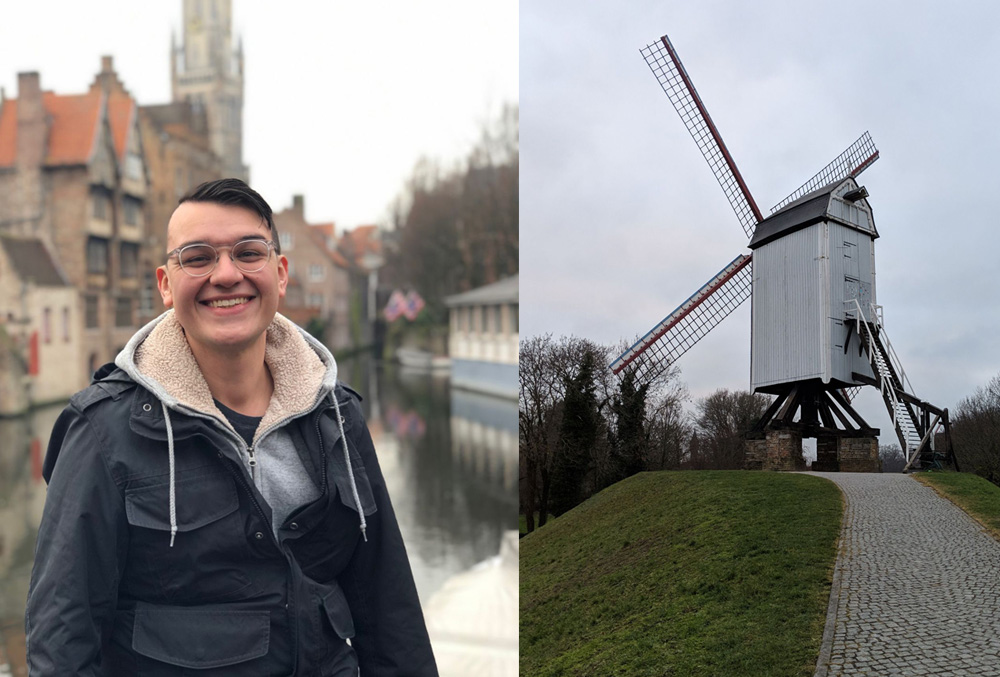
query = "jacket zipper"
xmin=247 ymin=444 xmax=257 ymax=482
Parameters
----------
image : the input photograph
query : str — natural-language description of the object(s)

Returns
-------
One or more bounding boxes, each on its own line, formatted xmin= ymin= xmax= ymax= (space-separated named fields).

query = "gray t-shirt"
xmin=215 ymin=399 xmax=321 ymax=536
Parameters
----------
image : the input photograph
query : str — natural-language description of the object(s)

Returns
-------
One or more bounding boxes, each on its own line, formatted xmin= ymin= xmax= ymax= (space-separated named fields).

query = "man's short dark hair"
xmin=179 ymin=178 xmax=282 ymax=254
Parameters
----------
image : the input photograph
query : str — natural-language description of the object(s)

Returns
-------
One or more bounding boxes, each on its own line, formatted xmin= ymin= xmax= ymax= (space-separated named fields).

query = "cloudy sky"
xmin=522 ymin=0 xmax=1000 ymax=446
xmin=0 ymin=1 xmax=518 ymax=229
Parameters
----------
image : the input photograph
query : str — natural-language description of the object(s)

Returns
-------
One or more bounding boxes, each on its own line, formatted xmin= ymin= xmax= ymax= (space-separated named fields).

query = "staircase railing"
xmin=846 ymin=299 xmax=922 ymax=457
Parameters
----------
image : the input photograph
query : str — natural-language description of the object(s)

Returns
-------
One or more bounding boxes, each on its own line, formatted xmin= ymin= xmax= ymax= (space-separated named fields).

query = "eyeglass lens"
xmin=179 ymin=241 xmax=271 ymax=275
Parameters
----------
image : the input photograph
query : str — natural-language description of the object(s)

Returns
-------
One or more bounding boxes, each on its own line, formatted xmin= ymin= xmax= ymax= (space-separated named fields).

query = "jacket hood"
xmin=115 ymin=310 xmax=338 ymax=442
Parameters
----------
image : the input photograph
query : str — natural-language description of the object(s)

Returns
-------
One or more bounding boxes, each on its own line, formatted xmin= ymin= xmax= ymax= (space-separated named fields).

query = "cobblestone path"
xmin=807 ymin=472 xmax=1000 ymax=677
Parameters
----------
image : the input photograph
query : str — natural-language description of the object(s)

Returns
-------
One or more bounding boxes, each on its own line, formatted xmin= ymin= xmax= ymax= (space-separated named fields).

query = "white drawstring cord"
xmin=161 ymin=402 xmax=178 ymax=548
xmin=332 ymin=397 xmax=367 ymax=542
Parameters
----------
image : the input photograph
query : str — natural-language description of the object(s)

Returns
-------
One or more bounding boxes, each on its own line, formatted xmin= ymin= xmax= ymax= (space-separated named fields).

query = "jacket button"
xmin=289 ymin=522 xmax=299 ymax=531
xmin=254 ymin=531 xmax=264 ymax=540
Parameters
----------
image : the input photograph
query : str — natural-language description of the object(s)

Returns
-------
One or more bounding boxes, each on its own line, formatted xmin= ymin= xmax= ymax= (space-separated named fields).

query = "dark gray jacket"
xmin=25 ymin=312 xmax=437 ymax=676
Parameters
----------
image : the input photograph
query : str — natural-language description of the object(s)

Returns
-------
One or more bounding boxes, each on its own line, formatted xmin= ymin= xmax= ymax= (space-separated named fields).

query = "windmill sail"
xmin=770 ymin=132 xmax=879 ymax=213
xmin=611 ymin=254 xmax=752 ymax=385
xmin=641 ymin=35 xmax=762 ymax=239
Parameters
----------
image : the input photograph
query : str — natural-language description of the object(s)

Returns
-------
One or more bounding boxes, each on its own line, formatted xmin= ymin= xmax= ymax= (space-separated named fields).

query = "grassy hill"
xmin=520 ymin=471 xmax=843 ymax=676
xmin=916 ymin=471 xmax=1000 ymax=539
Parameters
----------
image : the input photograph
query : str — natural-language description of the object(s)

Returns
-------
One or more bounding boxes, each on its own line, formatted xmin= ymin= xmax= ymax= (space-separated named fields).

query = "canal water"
xmin=0 ymin=356 xmax=518 ymax=674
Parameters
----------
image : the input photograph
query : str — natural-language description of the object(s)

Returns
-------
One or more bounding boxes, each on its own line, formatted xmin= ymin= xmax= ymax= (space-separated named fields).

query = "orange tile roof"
xmin=43 ymin=91 xmax=103 ymax=165
xmin=339 ymin=224 xmax=382 ymax=264
xmin=312 ymin=222 xmax=336 ymax=238
xmin=0 ymin=88 xmax=136 ymax=168
xmin=106 ymin=91 xmax=134 ymax=161
xmin=0 ymin=100 xmax=17 ymax=166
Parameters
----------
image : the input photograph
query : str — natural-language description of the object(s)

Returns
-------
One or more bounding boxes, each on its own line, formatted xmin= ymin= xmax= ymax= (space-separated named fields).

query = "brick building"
xmin=0 ymin=56 xmax=149 ymax=382
xmin=0 ymin=237 xmax=80 ymax=413
xmin=273 ymin=195 xmax=352 ymax=351
xmin=337 ymin=224 xmax=385 ymax=348
xmin=138 ymin=101 xmax=223 ymax=321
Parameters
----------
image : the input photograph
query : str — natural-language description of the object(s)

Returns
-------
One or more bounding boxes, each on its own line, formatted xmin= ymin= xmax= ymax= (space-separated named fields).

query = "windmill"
xmin=610 ymin=34 xmax=956 ymax=473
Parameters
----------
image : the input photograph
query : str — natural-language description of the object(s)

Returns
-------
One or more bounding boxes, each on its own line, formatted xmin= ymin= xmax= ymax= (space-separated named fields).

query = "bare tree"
xmin=692 ymin=389 xmax=771 ymax=469
xmin=879 ymin=444 xmax=906 ymax=473
xmin=951 ymin=374 xmax=1000 ymax=485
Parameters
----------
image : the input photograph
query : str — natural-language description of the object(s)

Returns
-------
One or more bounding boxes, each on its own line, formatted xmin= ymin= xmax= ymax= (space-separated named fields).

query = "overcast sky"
xmin=0 ymin=1 xmax=518 ymax=229
xmin=522 ymin=0 xmax=1000 ymax=446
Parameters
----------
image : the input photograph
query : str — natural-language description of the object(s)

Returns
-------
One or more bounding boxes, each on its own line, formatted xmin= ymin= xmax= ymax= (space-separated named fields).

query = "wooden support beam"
xmin=830 ymin=388 xmax=876 ymax=430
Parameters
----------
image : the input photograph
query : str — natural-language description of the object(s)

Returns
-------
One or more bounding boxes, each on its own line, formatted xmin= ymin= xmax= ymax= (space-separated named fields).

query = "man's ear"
xmin=156 ymin=266 xmax=174 ymax=308
xmin=277 ymin=255 xmax=289 ymax=298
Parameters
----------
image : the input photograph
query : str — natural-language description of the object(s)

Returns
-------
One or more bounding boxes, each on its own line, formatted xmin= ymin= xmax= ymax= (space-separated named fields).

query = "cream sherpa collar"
xmin=132 ymin=311 xmax=329 ymax=443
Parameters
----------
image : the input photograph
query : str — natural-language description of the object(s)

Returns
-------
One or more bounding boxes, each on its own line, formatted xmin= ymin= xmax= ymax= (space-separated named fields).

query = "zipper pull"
xmin=247 ymin=445 xmax=257 ymax=481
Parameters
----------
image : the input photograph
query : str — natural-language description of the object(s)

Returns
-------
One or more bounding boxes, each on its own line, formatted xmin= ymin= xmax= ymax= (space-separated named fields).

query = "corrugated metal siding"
xmin=751 ymin=224 xmax=825 ymax=389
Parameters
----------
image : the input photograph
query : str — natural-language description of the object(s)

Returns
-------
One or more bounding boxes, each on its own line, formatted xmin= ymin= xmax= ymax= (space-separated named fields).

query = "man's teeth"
xmin=208 ymin=297 xmax=250 ymax=308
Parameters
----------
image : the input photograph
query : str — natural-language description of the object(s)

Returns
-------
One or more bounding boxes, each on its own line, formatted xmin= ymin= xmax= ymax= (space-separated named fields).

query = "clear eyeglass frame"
xmin=167 ymin=239 xmax=276 ymax=278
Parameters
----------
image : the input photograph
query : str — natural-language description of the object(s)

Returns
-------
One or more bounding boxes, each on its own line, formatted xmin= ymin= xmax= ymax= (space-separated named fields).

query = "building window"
xmin=85 ymin=295 xmax=99 ymax=328
xmin=91 ymin=189 xmax=110 ymax=220
xmin=511 ymin=303 xmax=519 ymax=333
xmin=493 ymin=305 xmax=503 ymax=334
xmin=308 ymin=293 xmax=323 ymax=308
xmin=125 ymin=153 xmax=142 ymax=181
xmin=123 ymin=197 xmax=141 ymax=226
xmin=120 ymin=242 xmax=139 ymax=279
xmin=308 ymin=264 xmax=325 ymax=282
xmin=87 ymin=237 xmax=109 ymax=274
xmin=62 ymin=307 xmax=71 ymax=342
xmin=115 ymin=297 xmax=132 ymax=328
xmin=478 ymin=306 xmax=487 ymax=333
xmin=43 ymin=307 xmax=51 ymax=344
xmin=279 ymin=232 xmax=294 ymax=251
xmin=140 ymin=272 xmax=155 ymax=315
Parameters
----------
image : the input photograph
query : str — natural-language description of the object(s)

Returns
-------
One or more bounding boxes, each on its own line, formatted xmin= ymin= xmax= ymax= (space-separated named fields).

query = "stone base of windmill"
xmin=837 ymin=436 xmax=880 ymax=472
xmin=811 ymin=435 xmax=880 ymax=472
xmin=744 ymin=430 xmax=806 ymax=471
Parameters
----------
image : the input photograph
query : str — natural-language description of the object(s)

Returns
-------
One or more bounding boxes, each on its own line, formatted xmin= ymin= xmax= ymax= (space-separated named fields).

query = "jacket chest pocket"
xmin=123 ymin=470 xmax=253 ymax=603
xmin=289 ymin=458 xmax=378 ymax=582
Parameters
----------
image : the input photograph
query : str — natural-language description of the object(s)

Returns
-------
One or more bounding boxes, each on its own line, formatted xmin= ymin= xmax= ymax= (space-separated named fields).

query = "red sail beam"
xmin=611 ymin=253 xmax=752 ymax=377
xmin=642 ymin=35 xmax=763 ymax=238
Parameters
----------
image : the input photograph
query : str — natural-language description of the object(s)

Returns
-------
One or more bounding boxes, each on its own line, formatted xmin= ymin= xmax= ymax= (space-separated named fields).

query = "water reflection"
xmin=0 ymin=357 xmax=517 ymax=674
xmin=340 ymin=357 xmax=518 ymax=603
xmin=0 ymin=403 xmax=62 ymax=676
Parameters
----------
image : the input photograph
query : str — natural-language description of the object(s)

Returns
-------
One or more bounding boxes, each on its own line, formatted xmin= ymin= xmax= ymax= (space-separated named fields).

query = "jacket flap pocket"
xmin=321 ymin=584 xmax=356 ymax=639
xmin=333 ymin=464 xmax=377 ymax=517
xmin=132 ymin=606 xmax=269 ymax=669
xmin=125 ymin=472 xmax=239 ymax=532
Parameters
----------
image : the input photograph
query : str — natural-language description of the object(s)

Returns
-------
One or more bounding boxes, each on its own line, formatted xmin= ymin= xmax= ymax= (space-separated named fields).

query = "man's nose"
xmin=209 ymin=252 xmax=244 ymax=285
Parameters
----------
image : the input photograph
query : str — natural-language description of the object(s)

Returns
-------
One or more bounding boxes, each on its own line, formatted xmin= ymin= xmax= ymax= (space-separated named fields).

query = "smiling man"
xmin=26 ymin=179 xmax=437 ymax=675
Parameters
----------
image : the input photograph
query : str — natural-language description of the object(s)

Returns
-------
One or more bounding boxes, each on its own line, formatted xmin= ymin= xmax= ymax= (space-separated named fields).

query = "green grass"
xmin=520 ymin=471 xmax=843 ymax=677
xmin=520 ymin=512 xmax=554 ymax=536
xmin=915 ymin=471 xmax=1000 ymax=540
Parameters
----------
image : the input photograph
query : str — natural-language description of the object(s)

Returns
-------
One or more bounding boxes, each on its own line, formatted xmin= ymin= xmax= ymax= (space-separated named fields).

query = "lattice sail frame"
xmin=611 ymin=254 xmax=752 ymax=384
xmin=641 ymin=36 xmax=762 ymax=239
xmin=771 ymin=132 xmax=880 ymax=213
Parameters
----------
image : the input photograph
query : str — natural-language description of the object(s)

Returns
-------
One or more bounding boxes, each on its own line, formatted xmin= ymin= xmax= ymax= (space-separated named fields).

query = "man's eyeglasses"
xmin=167 ymin=239 xmax=276 ymax=277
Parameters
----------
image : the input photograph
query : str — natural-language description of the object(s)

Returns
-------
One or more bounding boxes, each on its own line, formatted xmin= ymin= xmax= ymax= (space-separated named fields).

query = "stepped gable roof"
xmin=445 ymin=274 xmax=519 ymax=307
xmin=748 ymin=178 xmax=877 ymax=250
xmin=0 ymin=83 xmax=137 ymax=169
xmin=0 ymin=237 xmax=69 ymax=286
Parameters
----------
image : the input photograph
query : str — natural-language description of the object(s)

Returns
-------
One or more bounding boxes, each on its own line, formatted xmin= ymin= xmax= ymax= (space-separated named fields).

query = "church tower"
xmin=171 ymin=0 xmax=248 ymax=180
